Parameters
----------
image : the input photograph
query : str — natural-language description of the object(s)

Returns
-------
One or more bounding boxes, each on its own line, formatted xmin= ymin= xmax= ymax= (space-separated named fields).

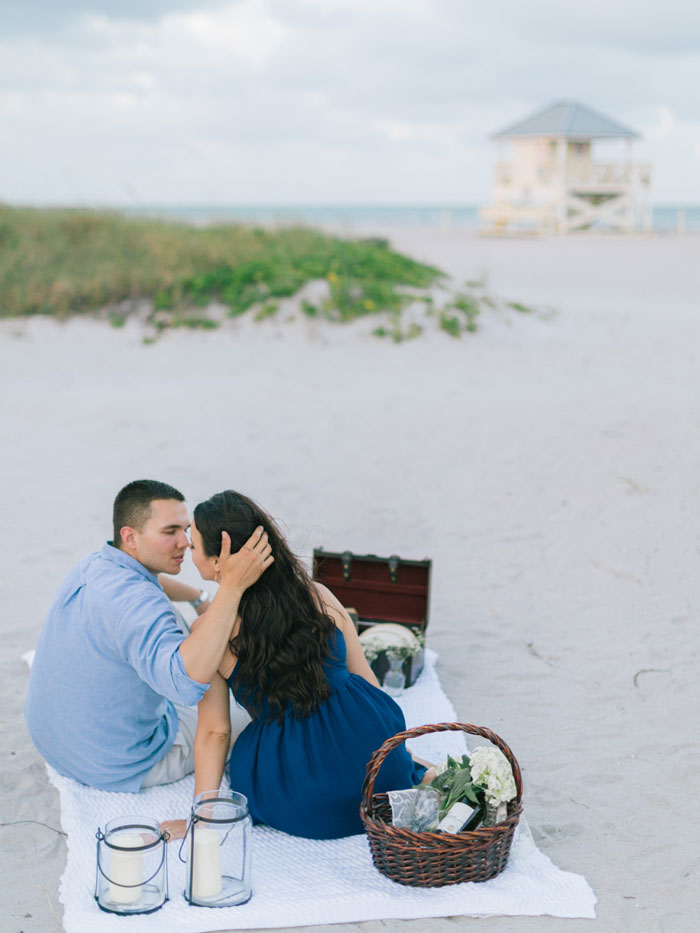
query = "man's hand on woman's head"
xmin=216 ymin=526 xmax=274 ymax=592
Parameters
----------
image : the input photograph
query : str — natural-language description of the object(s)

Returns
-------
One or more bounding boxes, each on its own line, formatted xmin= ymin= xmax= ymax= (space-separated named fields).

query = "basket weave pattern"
xmin=360 ymin=722 xmax=523 ymax=887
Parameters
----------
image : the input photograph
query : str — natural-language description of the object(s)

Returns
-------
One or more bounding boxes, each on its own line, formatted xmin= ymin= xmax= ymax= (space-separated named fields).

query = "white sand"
xmin=2 ymin=229 xmax=698 ymax=932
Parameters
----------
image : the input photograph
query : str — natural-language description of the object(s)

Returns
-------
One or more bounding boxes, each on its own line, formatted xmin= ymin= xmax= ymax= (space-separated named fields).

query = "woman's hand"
xmin=160 ymin=819 xmax=187 ymax=840
xmin=216 ymin=527 xmax=274 ymax=592
xmin=178 ymin=532 xmax=272 ymax=684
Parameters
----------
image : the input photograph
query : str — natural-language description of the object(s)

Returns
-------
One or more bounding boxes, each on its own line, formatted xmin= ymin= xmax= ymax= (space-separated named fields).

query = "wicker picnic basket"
xmin=360 ymin=722 xmax=523 ymax=887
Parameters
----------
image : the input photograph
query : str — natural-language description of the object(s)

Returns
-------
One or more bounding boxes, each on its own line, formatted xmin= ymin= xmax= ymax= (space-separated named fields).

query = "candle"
xmin=192 ymin=827 xmax=222 ymax=899
xmin=109 ymin=833 xmax=143 ymax=904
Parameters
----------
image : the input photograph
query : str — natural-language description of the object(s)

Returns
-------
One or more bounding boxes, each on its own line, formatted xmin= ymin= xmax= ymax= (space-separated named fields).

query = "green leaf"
xmin=450 ymin=771 xmax=469 ymax=795
xmin=464 ymin=785 xmax=480 ymax=805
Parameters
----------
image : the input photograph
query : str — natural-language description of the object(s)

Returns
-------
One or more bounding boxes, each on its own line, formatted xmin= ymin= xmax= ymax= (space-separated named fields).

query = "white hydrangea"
xmin=361 ymin=637 xmax=384 ymax=663
xmin=468 ymin=746 xmax=517 ymax=806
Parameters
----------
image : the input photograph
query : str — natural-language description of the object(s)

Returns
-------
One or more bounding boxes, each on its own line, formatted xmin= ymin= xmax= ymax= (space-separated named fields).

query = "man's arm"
xmin=178 ymin=528 xmax=273 ymax=684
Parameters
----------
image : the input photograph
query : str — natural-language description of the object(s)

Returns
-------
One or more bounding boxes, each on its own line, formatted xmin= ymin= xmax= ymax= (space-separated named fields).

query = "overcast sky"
xmin=1 ymin=0 xmax=699 ymax=205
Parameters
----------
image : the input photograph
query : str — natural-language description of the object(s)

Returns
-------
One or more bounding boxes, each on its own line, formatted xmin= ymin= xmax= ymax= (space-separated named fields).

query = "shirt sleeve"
xmin=115 ymin=596 xmax=209 ymax=707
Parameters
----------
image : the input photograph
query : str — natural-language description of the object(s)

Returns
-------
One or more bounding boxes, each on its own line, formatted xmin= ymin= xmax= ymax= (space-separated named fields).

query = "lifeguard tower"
xmin=480 ymin=100 xmax=652 ymax=235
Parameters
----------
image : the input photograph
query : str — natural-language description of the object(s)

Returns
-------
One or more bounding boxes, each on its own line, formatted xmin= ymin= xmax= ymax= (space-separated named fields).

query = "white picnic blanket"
xmin=23 ymin=649 xmax=596 ymax=930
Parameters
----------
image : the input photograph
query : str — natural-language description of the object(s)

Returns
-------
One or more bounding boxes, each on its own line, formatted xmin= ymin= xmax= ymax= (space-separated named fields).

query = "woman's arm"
xmin=161 ymin=671 xmax=232 ymax=841
xmin=193 ymin=671 xmax=231 ymax=798
xmin=312 ymin=582 xmax=380 ymax=688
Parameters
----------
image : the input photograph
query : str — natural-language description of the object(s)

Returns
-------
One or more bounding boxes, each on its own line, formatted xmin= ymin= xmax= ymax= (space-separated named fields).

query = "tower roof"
xmin=493 ymin=100 xmax=639 ymax=140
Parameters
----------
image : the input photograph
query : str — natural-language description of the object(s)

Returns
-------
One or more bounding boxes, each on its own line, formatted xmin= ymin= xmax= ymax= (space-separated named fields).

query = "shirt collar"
xmin=100 ymin=542 xmax=160 ymax=585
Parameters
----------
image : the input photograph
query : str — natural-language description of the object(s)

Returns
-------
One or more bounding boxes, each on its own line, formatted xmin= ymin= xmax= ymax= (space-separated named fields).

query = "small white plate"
xmin=358 ymin=623 xmax=420 ymax=651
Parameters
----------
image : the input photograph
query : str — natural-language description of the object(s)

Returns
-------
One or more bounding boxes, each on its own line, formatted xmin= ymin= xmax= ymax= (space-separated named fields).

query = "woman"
xmin=184 ymin=490 xmax=426 ymax=839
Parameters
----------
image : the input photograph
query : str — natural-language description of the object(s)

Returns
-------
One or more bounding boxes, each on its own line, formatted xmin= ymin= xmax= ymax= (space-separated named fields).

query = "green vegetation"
xmin=253 ymin=301 xmax=279 ymax=322
xmin=172 ymin=316 xmax=220 ymax=330
xmin=438 ymin=310 xmax=463 ymax=338
xmin=0 ymin=205 xmax=441 ymax=325
xmin=372 ymin=321 xmax=423 ymax=343
xmin=451 ymin=293 xmax=481 ymax=332
xmin=0 ymin=204 xmax=546 ymax=340
xmin=505 ymin=300 xmax=534 ymax=314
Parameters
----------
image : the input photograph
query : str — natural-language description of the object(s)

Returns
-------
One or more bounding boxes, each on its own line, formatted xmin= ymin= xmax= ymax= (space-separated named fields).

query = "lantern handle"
xmin=95 ymin=828 xmax=169 ymax=890
xmin=177 ymin=813 xmax=199 ymax=863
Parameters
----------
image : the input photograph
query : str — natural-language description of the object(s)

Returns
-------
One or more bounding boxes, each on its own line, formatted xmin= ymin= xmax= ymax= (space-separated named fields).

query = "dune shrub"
xmin=0 ymin=205 xmax=442 ymax=324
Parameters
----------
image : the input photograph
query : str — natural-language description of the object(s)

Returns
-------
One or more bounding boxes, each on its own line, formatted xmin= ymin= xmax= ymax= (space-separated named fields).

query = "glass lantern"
xmin=180 ymin=790 xmax=252 ymax=907
xmin=94 ymin=816 xmax=168 ymax=915
xmin=383 ymin=655 xmax=406 ymax=696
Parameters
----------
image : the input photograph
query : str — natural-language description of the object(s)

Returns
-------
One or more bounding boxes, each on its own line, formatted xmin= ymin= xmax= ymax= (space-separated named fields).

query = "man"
xmin=24 ymin=479 xmax=272 ymax=792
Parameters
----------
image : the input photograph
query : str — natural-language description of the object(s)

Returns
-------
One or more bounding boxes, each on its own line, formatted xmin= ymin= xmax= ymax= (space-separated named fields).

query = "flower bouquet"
xmin=432 ymin=746 xmax=517 ymax=829
xmin=360 ymin=630 xmax=425 ymax=666
xmin=360 ymin=628 xmax=426 ymax=694
xmin=388 ymin=746 xmax=517 ymax=834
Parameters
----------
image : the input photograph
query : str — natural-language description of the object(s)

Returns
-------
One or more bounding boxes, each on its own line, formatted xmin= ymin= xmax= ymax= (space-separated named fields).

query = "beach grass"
xmin=0 ymin=205 xmax=443 ymax=323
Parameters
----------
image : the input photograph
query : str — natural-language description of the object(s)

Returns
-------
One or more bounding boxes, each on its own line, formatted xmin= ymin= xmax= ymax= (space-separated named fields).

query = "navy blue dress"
xmin=227 ymin=627 xmax=425 ymax=839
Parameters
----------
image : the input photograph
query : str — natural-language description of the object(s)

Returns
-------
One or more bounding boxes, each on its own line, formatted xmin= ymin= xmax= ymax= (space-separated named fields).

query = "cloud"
xmin=479 ymin=0 xmax=700 ymax=56
xmin=1 ymin=0 xmax=699 ymax=203
xmin=0 ymin=1 xmax=221 ymax=35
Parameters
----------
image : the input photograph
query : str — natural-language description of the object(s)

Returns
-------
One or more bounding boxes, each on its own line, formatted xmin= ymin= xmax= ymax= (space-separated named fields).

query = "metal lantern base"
xmin=95 ymin=887 xmax=168 ymax=915
xmin=184 ymin=874 xmax=252 ymax=908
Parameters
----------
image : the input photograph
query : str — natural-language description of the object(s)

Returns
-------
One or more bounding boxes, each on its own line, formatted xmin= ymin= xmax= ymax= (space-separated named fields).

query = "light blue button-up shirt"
xmin=25 ymin=543 xmax=209 ymax=792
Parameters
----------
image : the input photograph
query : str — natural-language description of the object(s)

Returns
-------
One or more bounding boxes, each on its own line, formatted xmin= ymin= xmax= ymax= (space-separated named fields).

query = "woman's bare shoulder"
xmin=312 ymin=580 xmax=341 ymax=608
xmin=311 ymin=581 xmax=348 ymax=628
xmin=312 ymin=580 xmax=332 ymax=602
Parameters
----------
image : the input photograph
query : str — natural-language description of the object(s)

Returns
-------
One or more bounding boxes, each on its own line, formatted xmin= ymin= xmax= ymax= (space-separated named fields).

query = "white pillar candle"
xmin=109 ymin=833 xmax=143 ymax=905
xmin=192 ymin=827 xmax=222 ymax=899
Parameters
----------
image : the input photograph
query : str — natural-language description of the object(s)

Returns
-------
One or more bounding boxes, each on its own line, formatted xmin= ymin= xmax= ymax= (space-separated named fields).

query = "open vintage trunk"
xmin=312 ymin=549 xmax=431 ymax=687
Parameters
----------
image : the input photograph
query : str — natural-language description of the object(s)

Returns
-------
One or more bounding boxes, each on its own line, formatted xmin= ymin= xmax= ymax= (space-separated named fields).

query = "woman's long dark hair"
xmin=193 ymin=490 xmax=337 ymax=724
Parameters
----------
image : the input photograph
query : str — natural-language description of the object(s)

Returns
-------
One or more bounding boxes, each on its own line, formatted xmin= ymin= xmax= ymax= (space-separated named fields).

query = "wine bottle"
xmin=436 ymin=801 xmax=482 ymax=834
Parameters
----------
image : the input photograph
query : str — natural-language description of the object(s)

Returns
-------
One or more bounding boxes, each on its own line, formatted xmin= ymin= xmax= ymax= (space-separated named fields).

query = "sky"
xmin=1 ymin=0 xmax=699 ymax=206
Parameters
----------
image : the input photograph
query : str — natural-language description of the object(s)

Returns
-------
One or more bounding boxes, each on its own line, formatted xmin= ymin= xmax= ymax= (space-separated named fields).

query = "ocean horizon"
xmin=115 ymin=203 xmax=700 ymax=234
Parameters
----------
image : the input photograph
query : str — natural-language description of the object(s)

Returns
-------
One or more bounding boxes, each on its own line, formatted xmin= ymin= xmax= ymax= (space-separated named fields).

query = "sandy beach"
xmin=2 ymin=228 xmax=699 ymax=933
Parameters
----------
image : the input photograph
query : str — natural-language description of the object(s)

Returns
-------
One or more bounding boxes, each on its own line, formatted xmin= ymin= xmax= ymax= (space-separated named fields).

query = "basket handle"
xmin=361 ymin=722 xmax=523 ymax=817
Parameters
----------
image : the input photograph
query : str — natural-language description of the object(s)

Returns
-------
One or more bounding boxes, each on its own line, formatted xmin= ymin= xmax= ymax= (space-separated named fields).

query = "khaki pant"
xmin=141 ymin=696 xmax=250 ymax=788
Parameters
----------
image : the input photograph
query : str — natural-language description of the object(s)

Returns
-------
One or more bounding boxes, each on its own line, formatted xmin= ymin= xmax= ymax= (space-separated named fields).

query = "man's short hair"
xmin=113 ymin=480 xmax=185 ymax=546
